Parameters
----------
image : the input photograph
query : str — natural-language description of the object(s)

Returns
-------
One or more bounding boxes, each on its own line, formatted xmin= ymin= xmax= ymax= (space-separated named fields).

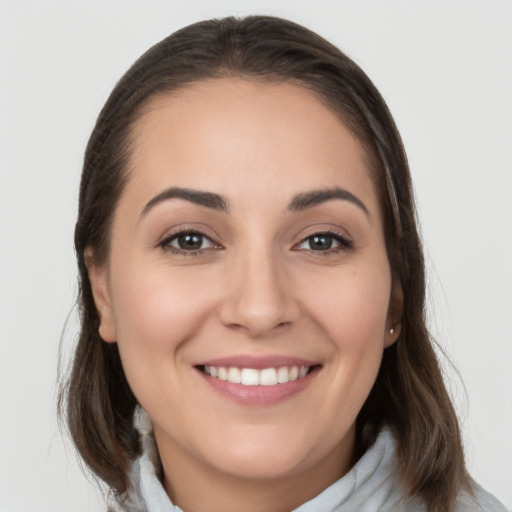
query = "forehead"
xmin=126 ymin=78 xmax=378 ymax=211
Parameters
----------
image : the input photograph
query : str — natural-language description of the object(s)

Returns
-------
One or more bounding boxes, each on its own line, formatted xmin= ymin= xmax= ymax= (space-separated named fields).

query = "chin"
xmin=211 ymin=447 xmax=311 ymax=481
xmin=197 ymin=425 xmax=342 ymax=482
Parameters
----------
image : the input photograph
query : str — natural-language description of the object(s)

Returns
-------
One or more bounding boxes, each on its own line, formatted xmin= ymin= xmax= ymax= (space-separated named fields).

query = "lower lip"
xmin=196 ymin=367 xmax=320 ymax=406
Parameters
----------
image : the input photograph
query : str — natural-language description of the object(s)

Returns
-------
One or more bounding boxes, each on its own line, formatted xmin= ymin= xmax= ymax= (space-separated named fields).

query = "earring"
xmin=389 ymin=328 xmax=395 ymax=334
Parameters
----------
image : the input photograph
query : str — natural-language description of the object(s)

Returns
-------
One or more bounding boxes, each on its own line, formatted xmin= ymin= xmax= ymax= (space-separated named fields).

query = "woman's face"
xmin=89 ymin=78 xmax=399 ymax=490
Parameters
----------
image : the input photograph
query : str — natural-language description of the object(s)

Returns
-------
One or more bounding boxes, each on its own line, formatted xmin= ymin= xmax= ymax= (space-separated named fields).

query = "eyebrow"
xmin=141 ymin=186 xmax=369 ymax=217
xmin=142 ymin=187 xmax=229 ymax=216
xmin=288 ymin=187 xmax=369 ymax=216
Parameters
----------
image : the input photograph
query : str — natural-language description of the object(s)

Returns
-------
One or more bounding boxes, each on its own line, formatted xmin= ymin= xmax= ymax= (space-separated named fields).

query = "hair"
xmin=59 ymin=15 xmax=470 ymax=512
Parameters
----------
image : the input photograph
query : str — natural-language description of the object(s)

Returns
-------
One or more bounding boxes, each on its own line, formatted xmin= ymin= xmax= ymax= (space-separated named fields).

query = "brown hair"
xmin=59 ymin=15 xmax=469 ymax=511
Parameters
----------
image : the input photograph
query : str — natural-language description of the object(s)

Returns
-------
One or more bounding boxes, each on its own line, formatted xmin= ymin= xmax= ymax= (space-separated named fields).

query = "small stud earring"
xmin=389 ymin=328 xmax=395 ymax=334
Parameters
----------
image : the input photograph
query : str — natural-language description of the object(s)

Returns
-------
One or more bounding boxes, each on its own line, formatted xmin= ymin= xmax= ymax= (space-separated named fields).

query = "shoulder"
xmin=454 ymin=481 xmax=509 ymax=512
xmin=374 ymin=427 xmax=509 ymax=512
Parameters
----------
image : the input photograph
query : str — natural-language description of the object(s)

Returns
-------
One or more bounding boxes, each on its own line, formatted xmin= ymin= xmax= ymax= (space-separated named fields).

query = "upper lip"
xmin=194 ymin=354 xmax=318 ymax=369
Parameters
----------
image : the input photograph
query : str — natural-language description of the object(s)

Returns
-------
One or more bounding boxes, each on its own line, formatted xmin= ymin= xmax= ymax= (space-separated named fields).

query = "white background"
xmin=0 ymin=1 xmax=511 ymax=511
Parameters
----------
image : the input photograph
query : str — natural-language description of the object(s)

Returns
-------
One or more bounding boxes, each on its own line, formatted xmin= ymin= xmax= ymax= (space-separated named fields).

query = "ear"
xmin=385 ymin=283 xmax=403 ymax=348
xmin=84 ymin=248 xmax=117 ymax=343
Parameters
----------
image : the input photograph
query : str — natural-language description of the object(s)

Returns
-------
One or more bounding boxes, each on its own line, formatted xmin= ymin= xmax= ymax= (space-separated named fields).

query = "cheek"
xmin=107 ymin=258 xmax=221 ymax=405
xmin=312 ymin=268 xmax=390 ymax=412
xmin=301 ymin=263 xmax=392 ymax=349
xmin=107 ymin=262 xmax=222 ymax=420
xmin=110 ymin=260 xmax=215 ymax=350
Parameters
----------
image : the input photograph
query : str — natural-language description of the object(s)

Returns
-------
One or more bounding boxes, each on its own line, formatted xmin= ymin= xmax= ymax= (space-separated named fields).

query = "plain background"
xmin=0 ymin=1 xmax=511 ymax=511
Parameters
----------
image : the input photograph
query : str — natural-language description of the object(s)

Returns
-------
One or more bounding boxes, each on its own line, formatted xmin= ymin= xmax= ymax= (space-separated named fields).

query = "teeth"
xmin=228 ymin=367 xmax=241 ymax=383
xmin=203 ymin=365 xmax=310 ymax=386
xmin=277 ymin=366 xmax=289 ymax=383
xmin=259 ymin=368 xmax=278 ymax=386
xmin=241 ymin=368 xmax=259 ymax=385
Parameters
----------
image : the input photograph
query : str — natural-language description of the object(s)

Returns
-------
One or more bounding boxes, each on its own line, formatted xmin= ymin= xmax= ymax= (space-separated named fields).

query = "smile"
xmin=202 ymin=365 xmax=310 ymax=386
xmin=195 ymin=356 xmax=320 ymax=405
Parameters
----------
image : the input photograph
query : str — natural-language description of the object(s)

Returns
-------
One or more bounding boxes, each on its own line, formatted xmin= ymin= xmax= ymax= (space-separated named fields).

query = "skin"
xmin=88 ymin=78 xmax=402 ymax=512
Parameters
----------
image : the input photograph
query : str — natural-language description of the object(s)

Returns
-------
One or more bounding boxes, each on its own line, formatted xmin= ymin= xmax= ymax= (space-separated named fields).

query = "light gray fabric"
xmin=110 ymin=426 xmax=508 ymax=512
xmin=456 ymin=484 xmax=509 ymax=512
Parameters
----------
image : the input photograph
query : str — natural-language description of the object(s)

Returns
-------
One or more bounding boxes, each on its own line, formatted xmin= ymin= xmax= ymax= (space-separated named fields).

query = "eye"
xmin=296 ymin=232 xmax=352 ymax=252
xmin=160 ymin=230 xmax=218 ymax=254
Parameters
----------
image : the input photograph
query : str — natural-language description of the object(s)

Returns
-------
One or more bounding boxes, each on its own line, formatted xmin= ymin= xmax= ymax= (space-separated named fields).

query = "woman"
xmin=60 ymin=15 xmax=507 ymax=512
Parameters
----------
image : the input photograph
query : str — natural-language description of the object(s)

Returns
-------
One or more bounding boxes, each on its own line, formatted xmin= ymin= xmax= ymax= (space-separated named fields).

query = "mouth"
xmin=194 ymin=355 xmax=321 ymax=405
xmin=197 ymin=364 xmax=316 ymax=386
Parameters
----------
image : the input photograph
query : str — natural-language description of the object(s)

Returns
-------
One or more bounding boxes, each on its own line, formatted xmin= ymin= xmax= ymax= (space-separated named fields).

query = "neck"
xmin=154 ymin=426 xmax=355 ymax=512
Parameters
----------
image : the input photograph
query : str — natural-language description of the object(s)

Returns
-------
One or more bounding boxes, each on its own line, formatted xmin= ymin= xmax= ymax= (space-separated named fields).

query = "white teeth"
xmin=240 ymin=368 xmax=259 ymax=385
xmin=277 ymin=366 xmax=290 ymax=383
xmin=228 ymin=367 xmax=241 ymax=383
xmin=202 ymin=364 xmax=311 ymax=386
xmin=259 ymin=368 xmax=278 ymax=386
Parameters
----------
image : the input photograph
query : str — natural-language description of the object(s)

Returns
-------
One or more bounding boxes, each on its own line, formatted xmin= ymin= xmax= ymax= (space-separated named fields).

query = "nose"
xmin=218 ymin=250 xmax=301 ymax=338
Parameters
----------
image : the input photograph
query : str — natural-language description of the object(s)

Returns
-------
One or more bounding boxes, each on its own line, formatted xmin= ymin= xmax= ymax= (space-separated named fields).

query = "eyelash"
xmin=294 ymin=230 xmax=353 ymax=255
xmin=158 ymin=230 xmax=219 ymax=255
xmin=158 ymin=229 xmax=353 ymax=256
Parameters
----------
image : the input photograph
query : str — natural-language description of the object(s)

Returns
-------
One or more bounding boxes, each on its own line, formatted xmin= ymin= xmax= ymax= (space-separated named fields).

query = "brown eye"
xmin=297 ymin=232 xmax=352 ymax=252
xmin=308 ymin=235 xmax=335 ymax=251
xmin=175 ymin=233 xmax=204 ymax=250
xmin=161 ymin=231 xmax=217 ymax=253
